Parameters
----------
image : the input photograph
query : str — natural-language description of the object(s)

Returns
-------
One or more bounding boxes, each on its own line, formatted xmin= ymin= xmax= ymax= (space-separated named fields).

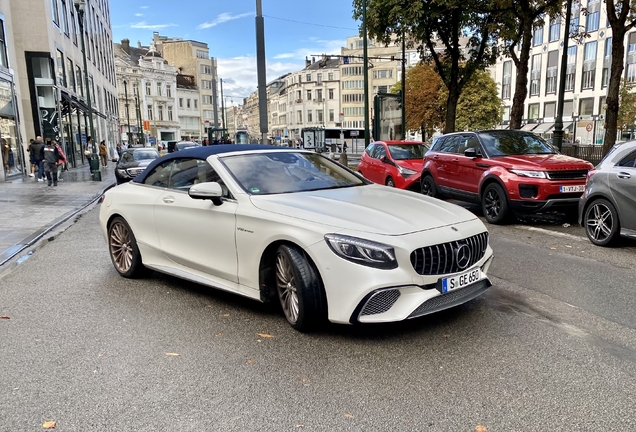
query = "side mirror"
xmin=189 ymin=182 xmax=224 ymax=206
xmin=464 ymin=148 xmax=481 ymax=159
xmin=380 ymin=156 xmax=387 ymax=163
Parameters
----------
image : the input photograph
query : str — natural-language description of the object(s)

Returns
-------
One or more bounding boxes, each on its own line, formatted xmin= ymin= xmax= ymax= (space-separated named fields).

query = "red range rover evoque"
xmin=421 ymin=130 xmax=595 ymax=224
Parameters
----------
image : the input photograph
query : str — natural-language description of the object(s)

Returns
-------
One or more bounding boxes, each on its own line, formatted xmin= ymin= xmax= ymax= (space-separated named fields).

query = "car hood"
xmin=249 ymin=184 xmax=477 ymax=235
xmin=395 ymin=159 xmax=424 ymax=171
xmin=492 ymin=154 xmax=593 ymax=170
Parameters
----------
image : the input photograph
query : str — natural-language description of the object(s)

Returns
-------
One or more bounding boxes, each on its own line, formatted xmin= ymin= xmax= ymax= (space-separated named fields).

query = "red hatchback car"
xmin=358 ymin=141 xmax=428 ymax=191
xmin=421 ymin=130 xmax=595 ymax=224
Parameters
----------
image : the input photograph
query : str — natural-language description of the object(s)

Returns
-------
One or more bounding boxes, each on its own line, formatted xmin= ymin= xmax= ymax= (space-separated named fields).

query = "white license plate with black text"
xmin=440 ymin=268 xmax=481 ymax=293
xmin=559 ymin=185 xmax=585 ymax=193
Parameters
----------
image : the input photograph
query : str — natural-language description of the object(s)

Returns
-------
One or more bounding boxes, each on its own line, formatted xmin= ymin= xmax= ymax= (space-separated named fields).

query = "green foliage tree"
xmin=451 ymin=69 xmax=504 ymax=131
xmin=616 ymin=79 xmax=636 ymax=134
xmin=353 ymin=0 xmax=498 ymax=133
xmin=604 ymin=0 xmax=636 ymax=155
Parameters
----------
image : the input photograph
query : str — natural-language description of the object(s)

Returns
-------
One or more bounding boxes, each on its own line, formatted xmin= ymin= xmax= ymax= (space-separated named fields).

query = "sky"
xmin=110 ymin=0 xmax=361 ymax=103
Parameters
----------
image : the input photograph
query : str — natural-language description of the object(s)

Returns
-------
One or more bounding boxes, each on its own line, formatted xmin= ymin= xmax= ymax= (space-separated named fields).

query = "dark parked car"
xmin=579 ymin=140 xmax=636 ymax=246
xmin=167 ymin=141 xmax=200 ymax=153
xmin=421 ymin=130 xmax=594 ymax=224
xmin=115 ymin=148 xmax=160 ymax=184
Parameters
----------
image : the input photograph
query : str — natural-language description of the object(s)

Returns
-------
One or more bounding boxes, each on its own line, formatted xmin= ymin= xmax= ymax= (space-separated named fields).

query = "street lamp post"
xmin=134 ymin=82 xmax=144 ymax=145
xmin=123 ymin=79 xmax=132 ymax=144
xmin=552 ymin=0 xmax=573 ymax=151
xmin=220 ymin=78 xmax=226 ymax=140
xmin=74 ymin=0 xmax=100 ymax=181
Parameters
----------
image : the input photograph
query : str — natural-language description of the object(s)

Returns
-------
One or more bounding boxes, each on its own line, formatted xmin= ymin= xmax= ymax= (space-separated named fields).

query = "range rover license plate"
xmin=440 ymin=268 xmax=481 ymax=294
xmin=560 ymin=185 xmax=585 ymax=193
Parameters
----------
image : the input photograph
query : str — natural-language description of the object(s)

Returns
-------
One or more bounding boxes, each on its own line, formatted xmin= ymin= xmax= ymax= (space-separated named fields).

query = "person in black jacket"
xmin=42 ymin=138 xmax=61 ymax=186
xmin=30 ymin=136 xmax=45 ymax=182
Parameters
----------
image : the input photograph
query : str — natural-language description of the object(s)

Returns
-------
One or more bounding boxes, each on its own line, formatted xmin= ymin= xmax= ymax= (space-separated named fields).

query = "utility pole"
xmin=553 ymin=0 xmax=573 ymax=151
xmin=123 ymin=78 xmax=132 ymax=144
xmin=220 ymin=78 xmax=226 ymax=139
xmin=401 ymin=31 xmax=406 ymax=140
xmin=362 ymin=0 xmax=370 ymax=147
xmin=256 ymin=0 xmax=269 ymax=144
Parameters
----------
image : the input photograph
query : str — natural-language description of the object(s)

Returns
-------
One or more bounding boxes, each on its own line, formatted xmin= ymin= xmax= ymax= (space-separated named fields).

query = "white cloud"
xmin=130 ymin=21 xmax=177 ymax=30
xmin=274 ymin=53 xmax=295 ymax=59
xmin=140 ymin=6 xmax=149 ymax=9
xmin=197 ymin=12 xmax=252 ymax=30
xmin=135 ymin=13 xmax=143 ymax=17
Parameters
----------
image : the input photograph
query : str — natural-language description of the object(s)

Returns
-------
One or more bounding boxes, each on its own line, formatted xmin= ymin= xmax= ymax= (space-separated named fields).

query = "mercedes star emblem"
xmin=455 ymin=243 xmax=472 ymax=270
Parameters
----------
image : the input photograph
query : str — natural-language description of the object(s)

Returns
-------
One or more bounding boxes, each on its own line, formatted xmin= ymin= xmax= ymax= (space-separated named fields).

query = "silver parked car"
xmin=579 ymin=141 xmax=636 ymax=246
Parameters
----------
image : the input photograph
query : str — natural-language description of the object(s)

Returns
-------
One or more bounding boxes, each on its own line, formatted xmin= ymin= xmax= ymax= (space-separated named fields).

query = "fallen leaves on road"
xmin=215 ymin=333 xmax=222 ymax=337
xmin=246 ymin=359 xmax=256 ymax=365
xmin=475 ymin=425 xmax=488 ymax=432
xmin=295 ymin=425 xmax=304 ymax=428
xmin=220 ymin=313 xmax=230 ymax=317
xmin=42 ymin=421 xmax=56 ymax=429
xmin=0 ymin=315 xmax=9 ymax=319
xmin=443 ymin=334 xmax=450 ymax=338
xmin=550 ymin=247 xmax=557 ymax=250
xmin=257 ymin=333 xmax=274 ymax=338
xmin=344 ymin=413 xmax=354 ymax=419
xmin=165 ymin=353 xmax=180 ymax=356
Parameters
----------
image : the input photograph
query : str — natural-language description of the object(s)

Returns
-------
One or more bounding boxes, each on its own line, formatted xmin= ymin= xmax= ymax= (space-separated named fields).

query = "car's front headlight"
xmin=509 ymin=169 xmax=547 ymax=179
xmin=116 ymin=169 xmax=129 ymax=177
xmin=397 ymin=165 xmax=417 ymax=177
xmin=324 ymin=234 xmax=397 ymax=269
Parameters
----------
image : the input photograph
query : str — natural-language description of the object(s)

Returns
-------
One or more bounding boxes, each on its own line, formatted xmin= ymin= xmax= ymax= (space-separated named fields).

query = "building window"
xmin=582 ymin=40 xmax=597 ymax=90
xmin=147 ymin=105 xmax=153 ymax=120
xmin=502 ymin=61 xmax=512 ymax=99
xmin=0 ymin=21 xmax=8 ymax=67
xmin=546 ymin=51 xmax=558 ymax=94
xmin=194 ymin=99 xmax=198 ymax=109
xmin=586 ymin=1 xmax=600 ymax=32
xmin=157 ymin=82 xmax=162 ymax=96
xmin=201 ymin=80 xmax=211 ymax=89
xmin=196 ymin=50 xmax=208 ymax=59
xmin=528 ymin=103 xmax=540 ymax=120
xmin=187 ymin=99 xmax=191 ymax=108
xmin=70 ymin=8 xmax=77 ymax=45
xmin=51 ymin=0 xmax=60 ymax=25
xmin=328 ymin=72 xmax=334 ymax=81
xmin=316 ymin=89 xmax=323 ymax=101
xmin=602 ymin=37 xmax=612 ymax=88
xmin=373 ymin=69 xmax=393 ymax=79
xmin=166 ymin=85 xmax=172 ymax=98
xmin=76 ymin=66 xmax=83 ymax=96
xmin=503 ymin=106 xmax=510 ymax=122
xmin=179 ymin=98 xmax=183 ymax=108
xmin=202 ymin=95 xmax=212 ymax=104
xmin=549 ymin=17 xmax=560 ymax=42
xmin=56 ymin=50 xmax=66 ymax=87
xmin=296 ymin=90 xmax=301 ymax=101
xmin=66 ymin=58 xmax=75 ymax=91
xmin=627 ymin=33 xmax=636 ymax=82
xmin=317 ymin=73 xmax=322 ymax=83
xmin=168 ymin=106 xmax=173 ymax=121
xmin=530 ymin=54 xmax=541 ymax=96
xmin=306 ymin=73 xmax=312 ymax=82
xmin=533 ymin=25 xmax=543 ymax=46
xmin=317 ymin=109 xmax=323 ymax=123
xmin=297 ymin=110 xmax=302 ymax=123
xmin=565 ymin=46 xmax=576 ymax=91
xmin=329 ymin=109 xmax=334 ymax=122
xmin=307 ymin=90 xmax=312 ymax=100
xmin=329 ymin=88 xmax=334 ymax=99
xmin=307 ymin=110 xmax=313 ymax=123
xmin=544 ymin=102 xmax=556 ymax=118
xmin=146 ymin=82 xmax=151 ymax=96
xmin=158 ymin=105 xmax=164 ymax=121
xmin=60 ymin=0 xmax=69 ymax=35
xmin=200 ymin=64 xmax=212 ymax=74
xmin=579 ymin=97 xmax=594 ymax=116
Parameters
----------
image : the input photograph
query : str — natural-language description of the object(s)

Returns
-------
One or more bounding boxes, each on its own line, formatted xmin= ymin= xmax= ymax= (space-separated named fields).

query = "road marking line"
xmin=515 ymin=225 xmax=586 ymax=242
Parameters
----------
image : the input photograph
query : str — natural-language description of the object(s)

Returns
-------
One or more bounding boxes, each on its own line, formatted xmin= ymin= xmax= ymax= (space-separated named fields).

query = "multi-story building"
xmin=492 ymin=0 xmax=624 ymax=145
xmin=176 ymin=74 xmax=200 ymax=140
xmin=10 ymin=0 xmax=119 ymax=168
xmin=242 ymin=91 xmax=260 ymax=140
xmin=153 ymin=32 xmax=219 ymax=141
xmin=114 ymin=39 xmax=179 ymax=145
xmin=283 ymin=57 xmax=341 ymax=140
xmin=0 ymin=0 xmax=28 ymax=181
xmin=267 ymin=74 xmax=288 ymax=142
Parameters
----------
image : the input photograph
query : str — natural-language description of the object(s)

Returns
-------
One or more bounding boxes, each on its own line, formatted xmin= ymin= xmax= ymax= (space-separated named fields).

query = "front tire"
xmin=386 ymin=176 xmax=395 ymax=187
xmin=275 ymin=245 xmax=326 ymax=332
xmin=584 ymin=199 xmax=620 ymax=246
xmin=482 ymin=183 xmax=511 ymax=224
xmin=420 ymin=175 xmax=438 ymax=197
xmin=108 ymin=216 xmax=145 ymax=278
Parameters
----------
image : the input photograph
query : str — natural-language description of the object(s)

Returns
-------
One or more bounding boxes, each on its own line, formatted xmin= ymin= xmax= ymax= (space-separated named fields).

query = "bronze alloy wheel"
xmin=276 ymin=252 xmax=300 ymax=324
xmin=110 ymin=220 xmax=134 ymax=273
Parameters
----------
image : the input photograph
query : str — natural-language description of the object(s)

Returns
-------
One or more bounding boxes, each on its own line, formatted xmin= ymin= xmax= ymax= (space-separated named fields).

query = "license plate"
xmin=440 ymin=268 xmax=481 ymax=293
xmin=559 ymin=185 xmax=585 ymax=193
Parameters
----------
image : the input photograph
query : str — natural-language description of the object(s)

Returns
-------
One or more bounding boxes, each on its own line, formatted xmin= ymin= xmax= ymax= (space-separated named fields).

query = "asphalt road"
xmin=1 ymin=206 xmax=635 ymax=431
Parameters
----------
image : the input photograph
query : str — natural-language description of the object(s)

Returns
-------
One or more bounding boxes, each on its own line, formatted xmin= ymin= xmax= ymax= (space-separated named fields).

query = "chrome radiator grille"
xmin=410 ymin=232 xmax=489 ymax=276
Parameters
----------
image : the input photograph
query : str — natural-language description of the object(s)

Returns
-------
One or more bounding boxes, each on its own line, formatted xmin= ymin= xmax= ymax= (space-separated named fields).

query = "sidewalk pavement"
xmin=0 ymin=165 xmax=116 ymax=266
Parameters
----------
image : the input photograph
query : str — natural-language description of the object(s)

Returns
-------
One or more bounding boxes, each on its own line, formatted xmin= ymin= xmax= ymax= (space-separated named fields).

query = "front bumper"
xmin=308 ymin=218 xmax=494 ymax=324
xmin=509 ymin=197 xmax=580 ymax=213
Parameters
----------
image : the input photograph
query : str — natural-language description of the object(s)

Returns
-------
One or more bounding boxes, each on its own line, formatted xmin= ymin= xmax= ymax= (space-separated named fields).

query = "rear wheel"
xmin=108 ymin=217 xmax=145 ymax=278
xmin=386 ymin=177 xmax=395 ymax=187
xmin=420 ymin=175 xmax=438 ymax=197
xmin=482 ymin=183 xmax=511 ymax=224
xmin=584 ymin=199 xmax=620 ymax=246
xmin=275 ymin=245 xmax=326 ymax=332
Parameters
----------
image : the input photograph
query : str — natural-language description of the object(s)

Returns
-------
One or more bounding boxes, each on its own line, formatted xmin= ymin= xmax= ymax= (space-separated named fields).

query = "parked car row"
xmin=358 ymin=131 xmax=636 ymax=247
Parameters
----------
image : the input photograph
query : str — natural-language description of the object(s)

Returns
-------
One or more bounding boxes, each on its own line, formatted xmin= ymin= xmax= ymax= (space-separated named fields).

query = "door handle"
xmin=617 ymin=172 xmax=631 ymax=179
xmin=433 ymin=155 xmax=440 ymax=159
xmin=476 ymin=163 xmax=491 ymax=168
xmin=162 ymin=197 xmax=175 ymax=204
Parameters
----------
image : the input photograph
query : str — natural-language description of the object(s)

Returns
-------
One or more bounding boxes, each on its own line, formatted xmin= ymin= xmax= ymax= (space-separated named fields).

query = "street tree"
xmin=604 ymin=0 xmax=636 ymax=155
xmin=493 ymin=0 xmax=562 ymax=130
xmin=616 ymin=79 xmax=636 ymax=135
xmin=393 ymin=64 xmax=502 ymax=136
xmin=353 ymin=0 xmax=498 ymax=133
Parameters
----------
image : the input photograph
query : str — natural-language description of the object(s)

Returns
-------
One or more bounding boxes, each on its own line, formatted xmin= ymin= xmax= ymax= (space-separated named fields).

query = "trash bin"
xmin=88 ymin=155 xmax=102 ymax=181
xmin=330 ymin=143 xmax=337 ymax=153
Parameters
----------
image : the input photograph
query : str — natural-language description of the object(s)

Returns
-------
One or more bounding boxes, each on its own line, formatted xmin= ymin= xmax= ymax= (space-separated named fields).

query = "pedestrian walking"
xmin=54 ymin=140 xmax=67 ymax=181
xmin=99 ymin=140 xmax=108 ymax=167
xmin=42 ymin=139 xmax=61 ymax=186
xmin=116 ymin=142 xmax=123 ymax=158
xmin=27 ymin=139 xmax=37 ymax=177
xmin=2 ymin=138 xmax=10 ymax=175
xmin=30 ymin=136 xmax=45 ymax=182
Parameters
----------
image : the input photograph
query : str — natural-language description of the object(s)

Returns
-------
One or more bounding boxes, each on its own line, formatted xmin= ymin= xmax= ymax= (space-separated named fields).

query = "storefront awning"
xmin=521 ymin=123 xmax=538 ymax=131
xmin=532 ymin=122 xmax=554 ymax=134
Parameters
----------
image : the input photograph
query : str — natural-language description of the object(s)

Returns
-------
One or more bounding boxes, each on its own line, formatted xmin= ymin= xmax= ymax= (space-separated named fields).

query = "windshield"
xmin=133 ymin=150 xmax=159 ymax=161
xmin=478 ymin=132 xmax=557 ymax=157
xmin=388 ymin=144 xmax=428 ymax=160
xmin=177 ymin=142 xmax=198 ymax=150
xmin=222 ymin=152 xmax=366 ymax=195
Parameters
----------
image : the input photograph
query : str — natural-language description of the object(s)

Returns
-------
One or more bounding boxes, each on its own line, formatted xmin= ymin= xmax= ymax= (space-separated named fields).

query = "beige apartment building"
xmin=242 ymin=91 xmax=260 ymax=141
xmin=9 ymin=0 xmax=119 ymax=169
xmin=153 ymin=33 xmax=219 ymax=141
xmin=176 ymin=74 xmax=201 ymax=140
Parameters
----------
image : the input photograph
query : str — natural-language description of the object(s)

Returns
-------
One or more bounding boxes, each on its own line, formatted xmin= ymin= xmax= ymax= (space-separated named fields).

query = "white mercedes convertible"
xmin=99 ymin=145 xmax=494 ymax=331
